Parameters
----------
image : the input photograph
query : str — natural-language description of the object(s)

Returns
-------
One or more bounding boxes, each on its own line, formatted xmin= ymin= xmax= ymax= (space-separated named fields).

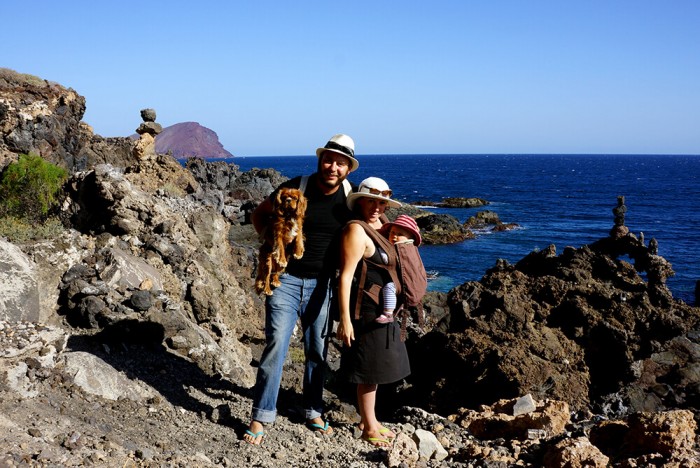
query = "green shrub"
xmin=0 ymin=153 xmax=68 ymax=222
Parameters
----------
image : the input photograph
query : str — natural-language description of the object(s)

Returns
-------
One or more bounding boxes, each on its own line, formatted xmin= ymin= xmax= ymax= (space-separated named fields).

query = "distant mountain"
xmin=152 ymin=122 xmax=234 ymax=160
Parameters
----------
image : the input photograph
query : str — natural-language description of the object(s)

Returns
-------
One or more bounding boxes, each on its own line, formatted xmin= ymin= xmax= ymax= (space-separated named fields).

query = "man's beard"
xmin=317 ymin=161 xmax=346 ymax=188
xmin=319 ymin=173 xmax=344 ymax=188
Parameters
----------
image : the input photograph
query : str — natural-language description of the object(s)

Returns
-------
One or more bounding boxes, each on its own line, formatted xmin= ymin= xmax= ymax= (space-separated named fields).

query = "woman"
xmin=336 ymin=177 xmax=411 ymax=447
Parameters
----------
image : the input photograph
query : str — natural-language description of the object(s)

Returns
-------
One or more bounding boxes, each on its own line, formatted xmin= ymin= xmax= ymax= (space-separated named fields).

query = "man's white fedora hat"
xmin=316 ymin=134 xmax=359 ymax=172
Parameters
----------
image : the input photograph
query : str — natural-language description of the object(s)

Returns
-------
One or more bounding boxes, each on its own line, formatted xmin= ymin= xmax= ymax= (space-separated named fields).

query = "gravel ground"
xmin=0 ymin=321 xmax=451 ymax=467
xmin=4 ymin=321 xmax=698 ymax=467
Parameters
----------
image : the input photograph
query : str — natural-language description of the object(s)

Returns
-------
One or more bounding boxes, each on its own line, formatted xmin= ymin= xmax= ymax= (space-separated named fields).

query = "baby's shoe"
xmin=375 ymin=314 xmax=394 ymax=324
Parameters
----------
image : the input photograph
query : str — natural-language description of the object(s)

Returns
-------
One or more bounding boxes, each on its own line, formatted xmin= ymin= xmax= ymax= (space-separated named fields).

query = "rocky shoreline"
xmin=2 ymin=68 xmax=700 ymax=466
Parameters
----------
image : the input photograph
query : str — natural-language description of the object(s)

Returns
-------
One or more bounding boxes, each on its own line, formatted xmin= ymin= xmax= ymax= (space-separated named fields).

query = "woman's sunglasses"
xmin=364 ymin=187 xmax=393 ymax=197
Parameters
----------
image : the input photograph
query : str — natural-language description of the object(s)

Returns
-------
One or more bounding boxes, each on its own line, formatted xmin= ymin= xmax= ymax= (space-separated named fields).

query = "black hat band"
xmin=323 ymin=140 xmax=354 ymax=158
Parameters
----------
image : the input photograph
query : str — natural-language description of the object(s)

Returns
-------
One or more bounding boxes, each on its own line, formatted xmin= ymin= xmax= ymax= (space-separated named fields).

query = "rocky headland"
xmin=131 ymin=122 xmax=234 ymax=161
xmin=1 ymin=68 xmax=699 ymax=466
xmin=414 ymin=197 xmax=489 ymax=209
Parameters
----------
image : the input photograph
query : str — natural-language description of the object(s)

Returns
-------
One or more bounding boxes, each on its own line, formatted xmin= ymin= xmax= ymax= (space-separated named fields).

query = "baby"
xmin=377 ymin=215 xmax=422 ymax=324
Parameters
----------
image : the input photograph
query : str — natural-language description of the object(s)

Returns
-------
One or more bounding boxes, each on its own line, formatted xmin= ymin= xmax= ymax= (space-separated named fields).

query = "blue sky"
xmin=3 ymin=1 xmax=699 ymax=156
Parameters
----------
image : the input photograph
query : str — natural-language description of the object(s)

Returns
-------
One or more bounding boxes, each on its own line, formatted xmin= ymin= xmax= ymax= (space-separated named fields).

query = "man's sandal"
xmin=306 ymin=420 xmax=333 ymax=435
xmin=243 ymin=429 xmax=265 ymax=445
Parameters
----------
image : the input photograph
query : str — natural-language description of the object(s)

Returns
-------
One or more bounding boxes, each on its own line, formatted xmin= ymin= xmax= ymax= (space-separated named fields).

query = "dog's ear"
xmin=297 ymin=192 xmax=307 ymax=215
xmin=274 ymin=189 xmax=284 ymax=211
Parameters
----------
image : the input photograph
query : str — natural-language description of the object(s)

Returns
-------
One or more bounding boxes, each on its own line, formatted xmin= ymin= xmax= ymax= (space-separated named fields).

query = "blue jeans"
xmin=251 ymin=273 xmax=332 ymax=423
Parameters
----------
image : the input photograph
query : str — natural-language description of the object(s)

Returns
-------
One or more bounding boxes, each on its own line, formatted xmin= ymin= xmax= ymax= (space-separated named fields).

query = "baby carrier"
xmin=349 ymin=219 xmax=428 ymax=340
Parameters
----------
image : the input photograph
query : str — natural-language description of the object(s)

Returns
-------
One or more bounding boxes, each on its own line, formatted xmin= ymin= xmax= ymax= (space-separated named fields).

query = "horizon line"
xmin=227 ymin=152 xmax=700 ymax=158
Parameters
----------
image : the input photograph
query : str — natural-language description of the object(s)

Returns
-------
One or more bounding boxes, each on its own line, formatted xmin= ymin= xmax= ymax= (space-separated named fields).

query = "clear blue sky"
xmin=3 ymin=1 xmax=699 ymax=156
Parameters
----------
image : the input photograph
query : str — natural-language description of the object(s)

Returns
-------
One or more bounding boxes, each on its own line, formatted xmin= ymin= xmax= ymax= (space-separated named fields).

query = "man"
xmin=244 ymin=134 xmax=358 ymax=445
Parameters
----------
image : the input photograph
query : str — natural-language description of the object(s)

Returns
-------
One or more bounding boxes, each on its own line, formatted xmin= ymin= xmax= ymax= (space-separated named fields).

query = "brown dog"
xmin=255 ymin=187 xmax=307 ymax=295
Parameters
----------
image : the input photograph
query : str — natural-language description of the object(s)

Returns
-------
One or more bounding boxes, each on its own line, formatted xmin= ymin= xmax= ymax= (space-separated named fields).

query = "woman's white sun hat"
xmin=316 ymin=134 xmax=359 ymax=172
xmin=346 ymin=177 xmax=402 ymax=210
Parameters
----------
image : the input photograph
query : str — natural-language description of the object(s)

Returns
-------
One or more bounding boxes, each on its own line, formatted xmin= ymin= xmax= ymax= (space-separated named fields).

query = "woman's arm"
xmin=336 ymin=223 xmax=369 ymax=347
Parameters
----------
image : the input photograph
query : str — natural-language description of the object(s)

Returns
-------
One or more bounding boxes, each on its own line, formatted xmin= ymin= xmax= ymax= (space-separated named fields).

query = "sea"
xmin=226 ymin=154 xmax=700 ymax=305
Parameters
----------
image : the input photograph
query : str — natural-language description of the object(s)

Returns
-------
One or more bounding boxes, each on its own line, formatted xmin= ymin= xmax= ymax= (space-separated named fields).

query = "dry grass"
xmin=0 ymin=216 xmax=65 ymax=243
xmin=0 ymin=67 xmax=47 ymax=87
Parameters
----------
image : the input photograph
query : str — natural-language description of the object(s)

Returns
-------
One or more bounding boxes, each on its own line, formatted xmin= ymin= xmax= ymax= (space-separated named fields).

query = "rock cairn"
xmin=132 ymin=108 xmax=163 ymax=161
xmin=610 ymin=195 xmax=629 ymax=239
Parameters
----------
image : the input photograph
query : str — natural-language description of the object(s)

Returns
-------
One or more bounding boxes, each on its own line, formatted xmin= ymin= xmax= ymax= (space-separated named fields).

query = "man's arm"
xmin=251 ymin=197 xmax=274 ymax=235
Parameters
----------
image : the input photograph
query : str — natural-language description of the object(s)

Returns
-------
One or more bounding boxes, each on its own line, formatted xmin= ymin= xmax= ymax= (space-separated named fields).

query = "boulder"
xmin=455 ymin=397 xmax=570 ymax=441
xmin=543 ymin=437 xmax=609 ymax=468
xmin=413 ymin=428 xmax=448 ymax=461
xmin=0 ymin=239 xmax=39 ymax=322
xmin=589 ymin=409 xmax=698 ymax=463
xmin=465 ymin=209 xmax=501 ymax=227
xmin=416 ymin=213 xmax=474 ymax=245
xmin=624 ymin=410 xmax=697 ymax=457
xmin=63 ymin=351 xmax=157 ymax=401
xmin=465 ymin=210 xmax=520 ymax=232
xmin=98 ymin=247 xmax=164 ymax=291
xmin=17 ymin=231 xmax=94 ymax=326
xmin=387 ymin=432 xmax=419 ymax=467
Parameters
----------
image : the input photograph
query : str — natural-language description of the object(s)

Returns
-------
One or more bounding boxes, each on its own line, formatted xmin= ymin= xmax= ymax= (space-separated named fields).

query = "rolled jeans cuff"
xmin=305 ymin=408 xmax=322 ymax=421
xmin=251 ymin=407 xmax=276 ymax=424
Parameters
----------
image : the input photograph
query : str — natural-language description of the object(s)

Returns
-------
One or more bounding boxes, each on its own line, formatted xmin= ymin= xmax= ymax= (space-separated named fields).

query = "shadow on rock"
xmin=66 ymin=319 xmax=253 ymax=433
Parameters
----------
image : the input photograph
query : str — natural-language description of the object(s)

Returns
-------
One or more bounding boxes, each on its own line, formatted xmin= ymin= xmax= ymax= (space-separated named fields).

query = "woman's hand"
xmin=337 ymin=223 xmax=367 ymax=348
xmin=336 ymin=319 xmax=355 ymax=347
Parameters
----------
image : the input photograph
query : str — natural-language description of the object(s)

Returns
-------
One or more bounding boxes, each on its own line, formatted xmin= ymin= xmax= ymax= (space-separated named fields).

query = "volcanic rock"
xmin=0 ymin=67 xmax=137 ymax=172
xmin=465 ymin=210 xmax=520 ymax=232
xmin=414 ymin=197 xmax=489 ymax=208
xmin=408 ymin=225 xmax=700 ymax=417
xmin=415 ymin=213 xmax=474 ymax=244
xmin=543 ymin=437 xmax=610 ymax=468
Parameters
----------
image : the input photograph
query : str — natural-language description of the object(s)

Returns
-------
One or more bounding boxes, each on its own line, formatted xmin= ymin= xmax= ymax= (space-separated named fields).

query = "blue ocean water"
xmin=230 ymin=154 xmax=700 ymax=304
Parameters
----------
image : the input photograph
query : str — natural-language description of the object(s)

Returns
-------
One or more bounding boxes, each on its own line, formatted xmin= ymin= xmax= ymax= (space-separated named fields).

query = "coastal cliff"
xmin=1 ymin=68 xmax=699 ymax=466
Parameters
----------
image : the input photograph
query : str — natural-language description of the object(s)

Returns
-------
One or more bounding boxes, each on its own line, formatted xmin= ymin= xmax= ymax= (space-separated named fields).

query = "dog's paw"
xmin=271 ymin=278 xmax=281 ymax=287
xmin=277 ymin=260 xmax=287 ymax=268
xmin=293 ymin=246 xmax=304 ymax=259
